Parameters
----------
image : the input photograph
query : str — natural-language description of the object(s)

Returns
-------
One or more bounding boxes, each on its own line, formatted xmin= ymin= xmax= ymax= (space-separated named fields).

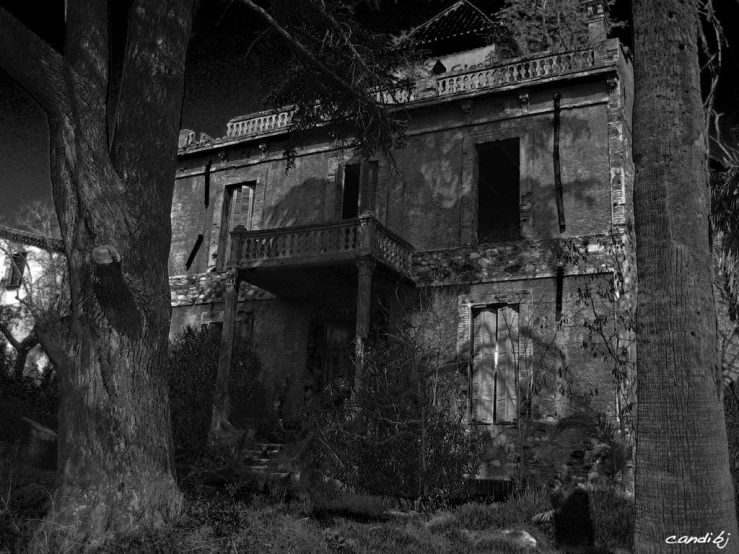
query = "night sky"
xmin=0 ymin=0 xmax=737 ymax=226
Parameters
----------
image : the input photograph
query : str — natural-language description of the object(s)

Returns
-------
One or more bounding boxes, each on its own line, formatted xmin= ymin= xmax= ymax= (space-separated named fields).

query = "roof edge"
xmin=0 ymin=225 xmax=65 ymax=253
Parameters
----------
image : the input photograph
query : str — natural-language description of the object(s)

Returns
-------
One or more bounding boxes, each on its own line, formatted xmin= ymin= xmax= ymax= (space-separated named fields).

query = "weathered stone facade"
xmin=169 ymin=2 xmax=635 ymax=486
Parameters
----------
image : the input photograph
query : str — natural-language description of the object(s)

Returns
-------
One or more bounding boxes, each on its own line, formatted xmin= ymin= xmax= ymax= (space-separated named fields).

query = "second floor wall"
xmin=171 ymin=46 xmax=631 ymax=278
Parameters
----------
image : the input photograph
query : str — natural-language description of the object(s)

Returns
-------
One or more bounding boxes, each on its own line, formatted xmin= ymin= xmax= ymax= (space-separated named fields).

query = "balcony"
xmin=227 ymin=213 xmax=415 ymax=301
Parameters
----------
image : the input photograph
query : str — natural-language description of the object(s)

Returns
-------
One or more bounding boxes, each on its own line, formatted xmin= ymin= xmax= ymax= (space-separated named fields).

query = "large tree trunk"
xmin=0 ymin=0 xmax=195 ymax=548
xmin=632 ymin=1 xmax=739 ymax=552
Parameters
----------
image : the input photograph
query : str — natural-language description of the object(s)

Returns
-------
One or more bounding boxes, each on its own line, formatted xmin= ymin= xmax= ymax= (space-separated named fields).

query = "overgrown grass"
xmin=96 ymin=484 xmax=633 ymax=554
xmin=455 ymin=487 xmax=552 ymax=530
xmin=2 ymin=456 xmax=633 ymax=554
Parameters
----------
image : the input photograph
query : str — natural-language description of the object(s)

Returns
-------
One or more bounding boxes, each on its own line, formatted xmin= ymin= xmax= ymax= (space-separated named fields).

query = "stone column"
xmin=211 ymin=269 xmax=241 ymax=440
xmin=355 ymin=259 xmax=375 ymax=390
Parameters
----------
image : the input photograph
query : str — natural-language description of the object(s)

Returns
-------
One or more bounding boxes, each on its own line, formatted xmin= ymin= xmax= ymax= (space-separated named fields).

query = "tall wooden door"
xmin=472 ymin=306 xmax=519 ymax=423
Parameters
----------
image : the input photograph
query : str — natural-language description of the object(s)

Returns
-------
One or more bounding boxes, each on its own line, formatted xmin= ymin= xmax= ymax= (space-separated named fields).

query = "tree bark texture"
xmin=632 ymin=1 xmax=739 ymax=552
xmin=0 ymin=0 xmax=196 ymax=547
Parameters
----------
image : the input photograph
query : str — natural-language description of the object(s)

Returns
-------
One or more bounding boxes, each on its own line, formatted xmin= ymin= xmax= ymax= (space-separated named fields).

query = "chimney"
xmin=585 ymin=0 xmax=608 ymax=44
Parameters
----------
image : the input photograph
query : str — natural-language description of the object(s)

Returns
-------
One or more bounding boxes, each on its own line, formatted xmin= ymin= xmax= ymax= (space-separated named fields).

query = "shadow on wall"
xmin=242 ymin=103 xmax=609 ymax=251
xmin=264 ymin=175 xmax=330 ymax=229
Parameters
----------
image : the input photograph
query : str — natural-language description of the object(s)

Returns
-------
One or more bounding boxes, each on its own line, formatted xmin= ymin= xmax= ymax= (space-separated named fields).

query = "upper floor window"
xmin=6 ymin=252 xmax=28 ymax=290
xmin=477 ymin=138 xmax=520 ymax=242
xmin=227 ymin=182 xmax=257 ymax=231
xmin=217 ymin=182 xmax=257 ymax=271
xmin=342 ymin=164 xmax=361 ymax=219
xmin=338 ymin=161 xmax=378 ymax=219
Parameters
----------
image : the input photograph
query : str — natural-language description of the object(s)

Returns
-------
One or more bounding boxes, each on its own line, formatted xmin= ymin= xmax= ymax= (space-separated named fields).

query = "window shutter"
xmin=472 ymin=307 xmax=496 ymax=423
xmin=334 ymin=164 xmax=346 ymax=220
xmin=231 ymin=185 xmax=255 ymax=230
xmin=8 ymin=252 xmax=27 ymax=288
xmin=359 ymin=163 xmax=370 ymax=214
xmin=359 ymin=160 xmax=379 ymax=214
xmin=496 ymin=305 xmax=519 ymax=423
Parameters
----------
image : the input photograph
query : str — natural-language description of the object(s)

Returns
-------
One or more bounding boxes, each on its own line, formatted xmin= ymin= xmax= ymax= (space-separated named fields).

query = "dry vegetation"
xmin=1 ymin=450 xmax=634 ymax=554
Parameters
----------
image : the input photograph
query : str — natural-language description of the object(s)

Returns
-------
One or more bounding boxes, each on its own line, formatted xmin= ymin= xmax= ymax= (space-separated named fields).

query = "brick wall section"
xmin=413 ymin=234 xmax=613 ymax=286
xmin=170 ymin=271 xmax=273 ymax=307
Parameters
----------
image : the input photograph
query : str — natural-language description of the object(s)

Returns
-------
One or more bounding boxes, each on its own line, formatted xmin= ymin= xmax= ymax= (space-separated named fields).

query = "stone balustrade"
xmin=226 ymin=109 xmax=294 ymax=139
xmin=435 ymin=48 xmax=597 ymax=97
xmin=219 ymin=47 xmax=602 ymax=143
xmin=374 ymin=87 xmax=416 ymax=105
xmin=228 ymin=213 xmax=415 ymax=278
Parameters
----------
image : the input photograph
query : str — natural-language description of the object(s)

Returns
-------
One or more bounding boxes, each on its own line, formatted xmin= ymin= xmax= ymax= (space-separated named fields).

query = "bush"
xmin=724 ymin=382 xmax=739 ymax=515
xmin=0 ymin=365 xmax=59 ymax=437
xmin=589 ymin=487 xmax=634 ymax=550
xmin=313 ymin=320 xmax=489 ymax=499
xmin=168 ymin=326 xmax=267 ymax=453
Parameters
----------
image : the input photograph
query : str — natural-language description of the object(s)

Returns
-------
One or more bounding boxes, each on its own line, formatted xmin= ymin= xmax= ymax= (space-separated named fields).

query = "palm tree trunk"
xmin=632 ymin=1 xmax=739 ymax=551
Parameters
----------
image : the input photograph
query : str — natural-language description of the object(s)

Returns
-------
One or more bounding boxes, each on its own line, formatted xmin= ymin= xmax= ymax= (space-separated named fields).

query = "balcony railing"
xmin=435 ymin=48 xmax=597 ymax=97
xmin=228 ymin=213 xmax=415 ymax=278
xmin=222 ymin=47 xmax=602 ymax=139
xmin=226 ymin=109 xmax=294 ymax=139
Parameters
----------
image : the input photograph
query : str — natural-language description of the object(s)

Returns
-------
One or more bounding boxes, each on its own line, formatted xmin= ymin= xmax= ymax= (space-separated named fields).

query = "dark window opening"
xmin=477 ymin=138 xmax=520 ymax=243
xmin=342 ymin=164 xmax=361 ymax=219
xmin=7 ymin=252 xmax=27 ymax=289
xmin=185 ymin=234 xmax=204 ymax=271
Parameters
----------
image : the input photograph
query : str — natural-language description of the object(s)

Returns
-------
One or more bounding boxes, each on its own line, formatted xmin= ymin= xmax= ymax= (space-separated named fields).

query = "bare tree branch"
xmin=240 ymin=0 xmax=375 ymax=109
xmin=0 ymin=4 xmax=73 ymax=118
xmin=0 ymin=320 xmax=21 ymax=352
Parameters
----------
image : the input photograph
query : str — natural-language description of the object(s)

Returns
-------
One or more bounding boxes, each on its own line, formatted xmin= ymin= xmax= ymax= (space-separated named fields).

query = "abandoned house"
xmin=170 ymin=0 xmax=635 ymax=483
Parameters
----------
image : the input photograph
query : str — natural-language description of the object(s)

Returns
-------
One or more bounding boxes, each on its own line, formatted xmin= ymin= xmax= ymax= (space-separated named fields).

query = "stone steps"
xmin=238 ymin=442 xmax=295 ymax=485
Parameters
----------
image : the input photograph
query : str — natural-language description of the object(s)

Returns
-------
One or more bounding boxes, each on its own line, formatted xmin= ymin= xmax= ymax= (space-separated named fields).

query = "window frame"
xmin=465 ymin=126 xmax=532 ymax=244
xmin=334 ymin=159 xmax=379 ymax=220
xmin=6 ymin=251 xmax=28 ymax=290
xmin=463 ymin=296 xmax=532 ymax=425
xmin=217 ymin=181 xmax=257 ymax=271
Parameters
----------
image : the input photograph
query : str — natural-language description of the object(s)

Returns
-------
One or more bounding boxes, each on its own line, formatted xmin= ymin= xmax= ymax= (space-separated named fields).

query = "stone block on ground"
xmin=461 ymin=528 xmax=539 ymax=550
